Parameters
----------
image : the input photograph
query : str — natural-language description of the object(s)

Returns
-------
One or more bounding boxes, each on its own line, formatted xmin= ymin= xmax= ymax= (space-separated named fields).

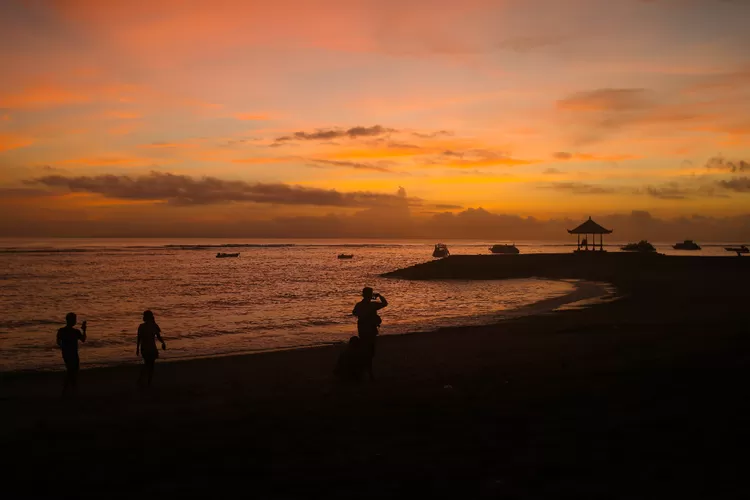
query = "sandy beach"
xmin=2 ymin=253 xmax=749 ymax=498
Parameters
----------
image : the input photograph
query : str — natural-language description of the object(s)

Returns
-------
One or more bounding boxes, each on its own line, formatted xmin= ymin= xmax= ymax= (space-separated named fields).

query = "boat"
xmin=489 ymin=244 xmax=519 ymax=254
xmin=337 ymin=254 xmax=354 ymax=259
xmin=725 ymin=245 xmax=749 ymax=256
xmin=620 ymin=240 xmax=656 ymax=253
xmin=432 ymin=243 xmax=450 ymax=258
xmin=216 ymin=252 xmax=240 ymax=258
xmin=673 ymin=240 xmax=701 ymax=250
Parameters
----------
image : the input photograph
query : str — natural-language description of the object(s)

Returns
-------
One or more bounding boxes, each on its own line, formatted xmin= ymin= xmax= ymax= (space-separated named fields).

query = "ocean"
xmin=0 ymin=238 xmax=734 ymax=371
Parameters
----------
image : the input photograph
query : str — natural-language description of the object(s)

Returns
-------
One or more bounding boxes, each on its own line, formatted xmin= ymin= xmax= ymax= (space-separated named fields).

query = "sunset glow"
xmin=2 ymin=0 xmax=750 ymax=237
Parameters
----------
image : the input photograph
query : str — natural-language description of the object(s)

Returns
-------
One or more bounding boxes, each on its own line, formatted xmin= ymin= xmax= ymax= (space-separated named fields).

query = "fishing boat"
xmin=337 ymin=254 xmax=354 ymax=259
xmin=432 ymin=243 xmax=450 ymax=258
xmin=673 ymin=240 xmax=701 ymax=250
xmin=620 ymin=240 xmax=656 ymax=253
xmin=725 ymin=245 xmax=749 ymax=256
xmin=216 ymin=252 xmax=240 ymax=258
xmin=489 ymin=244 xmax=519 ymax=254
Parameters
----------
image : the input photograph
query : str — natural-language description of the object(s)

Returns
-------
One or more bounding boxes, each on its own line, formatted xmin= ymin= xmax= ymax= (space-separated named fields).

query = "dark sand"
xmin=2 ymin=253 xmax=749 ymax=498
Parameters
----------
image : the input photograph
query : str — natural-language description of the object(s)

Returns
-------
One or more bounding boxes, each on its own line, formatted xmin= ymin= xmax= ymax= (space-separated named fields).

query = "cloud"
xmin=275 ymin=125 xmax=393 ymax=142
xmin=442 ymin=150 xmax=464 ymax=158
xmin=717 ymin=177 xmax=750 ymax=192
xmin=553 ymin=152 xmax=573 ymax=160
xmin=412 ymin=130 xmax=454 ymax=139
xmin=431 ymin=203 xmax=463 ymax=210
xmin=543 ymin=168 xmax=564 ymax=175
xmin=25 ymin=172 xmax=416 ymax=207
xmin=429 ymin=149 xmax=534 ymax=168
xmin=310 ymin=159 xmax=395 ymax=173
xmin=543 ymin=182 xmax=618 ymax=195
xmin=706 ymin=156 xmax=750 ymax=173
xmin=553 ymin=151 xmax=638 ymax=162
xmin=645 ymin=183 xmax=688 ymax=200
xmin=0 ymin=188 xmax=57 ymax=199
xmin=557 ymin=88 xmax=652 ymax=112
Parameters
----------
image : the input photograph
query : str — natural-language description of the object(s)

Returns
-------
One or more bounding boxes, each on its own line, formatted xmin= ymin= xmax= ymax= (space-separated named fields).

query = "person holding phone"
xmin=352 ymin=287 xmax=388 ymax=381
xmin=136 ymin=310 xmax=166 ymax=388
xmin=56 ymin=312 xmax=87 ymax=395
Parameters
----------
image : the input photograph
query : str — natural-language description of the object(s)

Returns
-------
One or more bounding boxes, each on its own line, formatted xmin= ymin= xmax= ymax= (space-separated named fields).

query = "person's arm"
xmin=56 ymin=329 xmax=62 ymax=348
xmin=352 ymin=303 xmax=359 ymax=317
xmin=136 ymin=327 xmax=141 ymax=355
xmin=80 ymin=321 xmax=87 ymax=343
xmin=374 ymin=293 xmax=388 ymax=309
xmin=155 ymin=326 xmax=166 ymax=350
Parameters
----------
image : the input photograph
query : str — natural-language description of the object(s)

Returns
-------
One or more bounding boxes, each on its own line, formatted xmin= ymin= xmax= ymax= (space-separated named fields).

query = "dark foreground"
xmin=2 ymin=253 xmax=749 ymax=498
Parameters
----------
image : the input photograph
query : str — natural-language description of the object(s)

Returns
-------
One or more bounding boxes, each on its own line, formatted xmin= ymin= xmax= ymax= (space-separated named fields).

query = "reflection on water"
xmin=0 ymin=239 xmax=588 ymax=371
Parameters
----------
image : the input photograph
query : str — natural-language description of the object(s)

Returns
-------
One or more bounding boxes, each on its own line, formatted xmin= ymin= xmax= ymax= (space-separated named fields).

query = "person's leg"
xmin=365 ymin=337 xmax=376 ymax=381
xmin=63 ymin=357 xmax=79 ymax=395
xmin=146 ymin=358 xmax=155 ymax=386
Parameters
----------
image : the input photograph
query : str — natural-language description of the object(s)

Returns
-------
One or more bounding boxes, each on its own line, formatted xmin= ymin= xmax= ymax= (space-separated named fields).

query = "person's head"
xmin=65 ymin=312 xmax=76 ymax=327
xmin=362 ymin=287 xmax=373 ymax=300
xmin=143 ymin=310 xmax=155 ymax=323
xmin=349 ymin=336 xmax=361 ymax=348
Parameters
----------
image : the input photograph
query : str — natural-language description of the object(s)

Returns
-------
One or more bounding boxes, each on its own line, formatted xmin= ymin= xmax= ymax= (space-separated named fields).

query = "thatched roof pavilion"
xmin=568 ymin=216 xmax=612 ymax=251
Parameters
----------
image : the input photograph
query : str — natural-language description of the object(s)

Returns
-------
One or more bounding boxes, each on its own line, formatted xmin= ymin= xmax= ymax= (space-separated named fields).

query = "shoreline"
xmin=1 ymin=277 xmax=615 ymax=375
xmin=3 ymin=252 xmax=750 ymax=497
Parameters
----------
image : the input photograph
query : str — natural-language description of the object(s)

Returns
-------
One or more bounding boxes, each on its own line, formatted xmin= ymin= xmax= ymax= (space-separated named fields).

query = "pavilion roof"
xmin=567 ymin=216 xmax=613 ymax=234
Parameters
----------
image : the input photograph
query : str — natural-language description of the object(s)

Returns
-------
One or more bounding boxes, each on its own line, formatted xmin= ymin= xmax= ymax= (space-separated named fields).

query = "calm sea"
xmin=0 ymin=238 xmax=732 ymax=371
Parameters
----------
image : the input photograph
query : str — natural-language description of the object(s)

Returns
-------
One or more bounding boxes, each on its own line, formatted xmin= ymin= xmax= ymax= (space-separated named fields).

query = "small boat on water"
xmin=432 ymin=243 xmax=450 ymax=258
xmin=725 ymin=245 xmax=749 ymax=256
xmin=621 ymin=240 xmax=656 ymax=253
xmin=216 ymin=252 xmax=240 ymax=258
xmin=673 ymin=240 xmax=701 ymax=250
xmin=338 ymin=254 xmax=354 ymax=259
xmin=489 ymin=244 xmax=519 ymax=254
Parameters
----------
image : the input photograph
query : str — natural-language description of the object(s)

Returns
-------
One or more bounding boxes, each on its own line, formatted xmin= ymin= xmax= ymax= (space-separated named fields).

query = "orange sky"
xmin=1 ymin=0 xmax=750 ymax=237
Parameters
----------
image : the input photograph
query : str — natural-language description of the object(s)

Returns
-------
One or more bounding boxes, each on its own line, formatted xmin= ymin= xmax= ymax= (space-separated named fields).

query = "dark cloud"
xmin=431 ymin=203 xmax=463 ymax=210
xmin=309 ymin=159 xmax=395 ymax=173
xmin=553 ymin=152 xmax=573 ymax=160
xmin=26 ymin=172 xmax=416 ymax=207
xmin=442 ymin=150 xmax=464 ymax=158
xmin=0 ymin=187 xmax=56 ymax=198
xmin=543 ymin=182 xmax=618 ymax=195
xmin=645 ymin=184 xmax=689 ymax=200
xmin=412 ymin=130 xmax=454 ymax=139
xmin=718 ymin=177 xmax=750 ymax=192
xmin=275 ymin=125 xmax=393 ymax=142
xmin=557 ymin=88 xmax=652 ymax=112
xmin=706 ymin=156 xmax=750 ymax=173
xmin=388 ymin=142 xmax=421 ymax=149
xmin=543 ymin=168 xmax=564 ymax=175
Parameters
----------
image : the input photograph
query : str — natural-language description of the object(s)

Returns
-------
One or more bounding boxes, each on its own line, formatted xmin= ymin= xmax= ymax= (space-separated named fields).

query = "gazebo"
xmin=568 ymin=216 xmax=612 ymax=252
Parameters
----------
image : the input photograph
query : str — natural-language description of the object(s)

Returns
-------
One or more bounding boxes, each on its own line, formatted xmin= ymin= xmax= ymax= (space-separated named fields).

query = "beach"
xmin=2 ymin=253 xmax=749 ymax=498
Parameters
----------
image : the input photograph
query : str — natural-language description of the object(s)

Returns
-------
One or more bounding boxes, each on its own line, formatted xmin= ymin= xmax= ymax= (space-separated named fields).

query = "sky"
xmin=1 ymin=0 xmax=750 ymax=239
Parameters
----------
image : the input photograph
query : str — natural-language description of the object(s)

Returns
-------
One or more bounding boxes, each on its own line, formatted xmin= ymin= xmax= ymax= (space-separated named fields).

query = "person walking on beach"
xmin=57 ymin=312 xmax=87 ymax=395
xmin=136 ymin=310 xmax=166 ymax=388
xmin=352 ymin=287 xmax=388 ymax=381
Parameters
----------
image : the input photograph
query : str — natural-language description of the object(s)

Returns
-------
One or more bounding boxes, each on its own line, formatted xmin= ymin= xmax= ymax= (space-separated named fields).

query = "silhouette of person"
xmin=136 ymin=310 xmax=166 ymax=388
xmin=56 ymin=312 xmax=87 ymax=395
xmin=334 ymin=336 xmax=366 ymax=383
xmin=352 ymin=287 xmax=388 ymax=381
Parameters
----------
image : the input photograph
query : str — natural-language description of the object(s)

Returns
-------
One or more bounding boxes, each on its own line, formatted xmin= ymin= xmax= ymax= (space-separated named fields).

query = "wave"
xmin=0 ymin=319 xmax=60 ymax=329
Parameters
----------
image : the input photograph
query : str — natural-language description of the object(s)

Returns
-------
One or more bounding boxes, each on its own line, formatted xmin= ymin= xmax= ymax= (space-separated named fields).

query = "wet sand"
xmin=2 ymin=253 xmax=749 ymax=498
